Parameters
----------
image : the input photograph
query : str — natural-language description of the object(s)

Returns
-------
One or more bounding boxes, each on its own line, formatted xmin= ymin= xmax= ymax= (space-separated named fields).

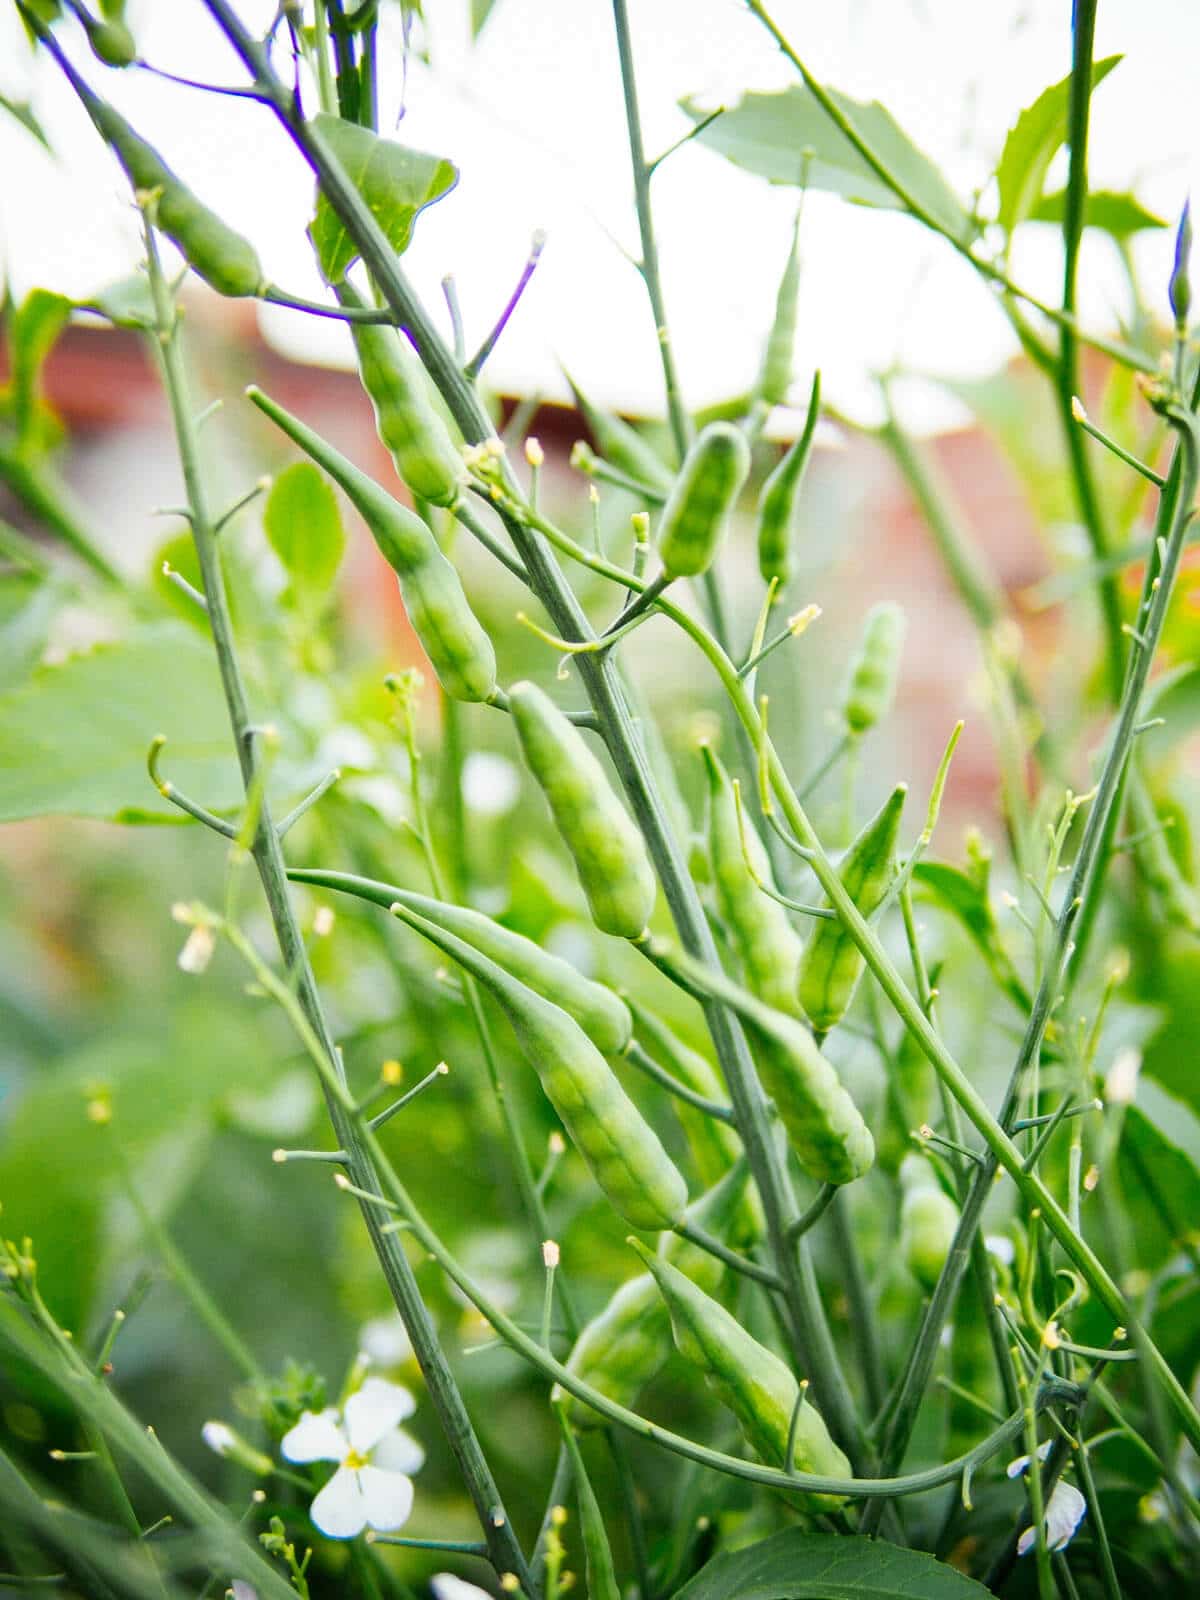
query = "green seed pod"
xmin=756 ymin=370 xmax=820 ymax=589
xmin=898 ymin=1154 xmax=959 ymax=1293
xmin=391 ymin=901 xmax=687 ymax=1230
xmin=509 ymin=681 xmax=656 ymax=939
xmin=656 ymin=422 xmax=751 ymax=580
xmin=797 ymin=783 xmax=906 ymax=1034
xmin=558 ymin=1420 xmax=621 ymax=1600
xmin=841 ymin=603 xmax=906 ymax=735
xmin=81 ymin=9 xmax=136 ymax=66
xmin=336 ymin=281 xmax=463 ymax=508
xmin=704 ymin=746 xmax=803 ymax=1017
xmin=630 ymin=1240 xmax=851 ymax=1509
xmin=563 ymin=369 xmax=674 ymax=494
xmin=876 ymin=1021 xmax=937 ymax=1176
xmin=757 ymin=216 xmax=800 ymax=407
xmin=62 ymin=61 xmax=263 ymax=296
xmin=554 ymin=1166 xmax=750 ymax=1427
xmin=246 ymin=386 xmax=496 ymax=703
xmin=285 ymin=868 xmax=633 ymax=1054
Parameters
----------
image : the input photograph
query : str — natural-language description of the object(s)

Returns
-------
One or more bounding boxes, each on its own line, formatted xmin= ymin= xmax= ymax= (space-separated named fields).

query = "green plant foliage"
xmin=681 ymin=86 xmax=970 ymax=240
xmin=673 ymin=1529 xmax=993 ymax=1598
xmin=264 ymin=460 xmax=346 ymax=606
xmin=309 ymin=114 xmax=458 ymax=282
xmin=994 ymin=55 xmax=1121 ymax=236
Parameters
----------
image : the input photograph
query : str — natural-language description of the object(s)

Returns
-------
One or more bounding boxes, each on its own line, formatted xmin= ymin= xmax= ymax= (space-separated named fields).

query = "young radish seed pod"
xmin=841 ymin=603 xmax=906 ymax=736
xmin=630 ymin=1240 xmax=852 ymax=1508
xmin=756 ymin=215 xmax=801 ymax=408
xmin=703 ymin=746 xmax=804 ymax=1018
xmin=509 ymin=681 xmax=657 ymax=939
xmin=48 ymin=45 xmax=263 ymax=297
xmin=558 ymin=1417 xmax=621 ymax=1600
xmin=797 ymin=783 xmax=906 ymax=1034
xmin=390 ymin=901 xmax=687 ymax=1230
xmin=656 ymin=422 xmax=751 ymax=579
xmin=756 ymin=370 xmax=820 ymax=589
xmin=898 ymin=1153 xmax=960 ymax=1292
xmin=646 ymin=943 xmax=873 ymax=1184
xmin=246 ymin=386 xmax=496 ymax=703
xmin=554 ymin=1165 xmax=753 ymax=1428
xmin=336 ymin=280 xmax=463 ymax=508
xmin=285 ymin=867 xmax=633 ymax=1055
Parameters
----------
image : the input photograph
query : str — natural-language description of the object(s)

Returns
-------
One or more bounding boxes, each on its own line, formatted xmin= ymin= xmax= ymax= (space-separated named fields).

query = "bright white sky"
xmin=1 ymin=0 xmax=1197 ymax=432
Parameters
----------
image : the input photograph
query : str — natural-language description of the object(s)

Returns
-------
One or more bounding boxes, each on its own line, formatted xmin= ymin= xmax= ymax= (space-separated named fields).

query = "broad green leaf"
xmin=995 ymin=56 xmax=1121 ymax=236
xmin=0 ymin=571 xmax=59 ymax=687
xmin=681 ymin=87 xmax=970 ymax=242
xmin=911 ymin=861 xmax=1032 ymax=1014
xmin=0 ymin=94 xmax=52 ymax=153
xmin=2 ymin=288 xmax=71 ymax=453
xmin=0 ymin=621 xmax=241 ymax=823
xmin=264 ymin=460 xmax=345 ymax=602
xmin=310 ymin=113 xmax=458 ymax=283
xmin=1118 ymin=1091 xmax=1200 ymax=1272
xmin=673 ymin=1530 xmax=992 ymax=1599
xmin=150 ymin=528 xmax=210 ymax=628
xmin=76 ymin=273 xmax=158 ymax=330
xmin=1030 ymin=187 xmax=1167 ymax=239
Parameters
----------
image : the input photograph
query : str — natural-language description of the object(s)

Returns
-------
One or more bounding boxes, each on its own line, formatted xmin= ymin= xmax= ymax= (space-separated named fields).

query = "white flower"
xmin=230 ymin=1585 xmax=257 ymax=1600
xmin=359 ymin=1314 xmax=414 ymax=1369
xmin=1006 ymin=1440 xmax=1052 ymax=1478
xmin=431 ymin=1577 xmax=495 ymax=1600
xmin=203 ymin=1421 xmax=236 ymax=1457
xmin=178 ymin=924 xmax=215 ymax=974
xmin=1017 ymin=1480 xmax=1087 ymax=1556
xmin=281 ymin=1377 xmax=425 ymax=1540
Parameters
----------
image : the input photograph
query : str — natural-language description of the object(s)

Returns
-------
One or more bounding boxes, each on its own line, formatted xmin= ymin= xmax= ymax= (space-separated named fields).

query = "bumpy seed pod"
xmin=797 ymin=783 xmax=906 ymax=1034
xmin=757 ymin=216 xmax=801 ymax=407
xmin=898 ymin=1154 xmax=960 ymax=1292
xmin=391 ymin=901 xmax=687 ymax=1230
xmin=51 ymin=47 xmax=263 ymax=297
xmin=841 ymin=603 xmax=906 ymax=735
xmin=656 ymin=422 xmax=751 ymax=580
xmin=630 ymin=1240 xmax=852 ymax=1509
xmin=509 ymin=681 xmax=657 ymax=939
xmin=286 ymin=867 xmax=632 ymax=1054
xmin=554 ymin=1166 xmax=751 ymax=1427
xmin=756 ymin=370 xmax=820 ymax=589
xmin=703 ymin=746 xmax=804 ymax=1017
xmin=336 ymin=281 xmax=463 ymax=508
xmin=246 ymin=387 xmax=496 ymax=703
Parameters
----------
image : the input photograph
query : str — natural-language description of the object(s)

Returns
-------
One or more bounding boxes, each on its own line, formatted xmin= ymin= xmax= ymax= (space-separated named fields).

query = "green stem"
xmin=827 ymin=1191 xmax=887 ymax=1420
xmin=140 ymin=222 xmax=532 ymax=1593
xmin=0 ymin=442 xmax=121 ymax=586
xmin=200 ymin=0 xmax=869 ymax=1474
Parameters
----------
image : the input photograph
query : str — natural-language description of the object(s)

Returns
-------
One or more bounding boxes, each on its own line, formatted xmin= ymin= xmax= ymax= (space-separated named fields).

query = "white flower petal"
xmin=1046 ymin=1482 xmax=1087 ymax=1551
xmin=1007 ymin=1440 xmax=1052 ymax=1477
xmin=202 ymin=1421 xmax=235 ymax=1458
xmin=231 ymin=1585 xmax=258 ymax=1600
xmin=1018 ymin=1480 xmax=1087 ymax=1556
xmin=359 ymin=1314 xmax=413 ymax=1368
xmin=431 ymin=1574 xmax=495 ymax=1599
xmin=344 ymin=1377 xmax=416 ymax=1454
xmin=281 ymin=1408 xmax=347 ymax=1464
xmin=371 ymin=1426 xmax=425 ymax=1477
xmin=356 ymin=1465 xmax=414 ymax=1532
xmin=310 ymin=1466 xmax=368 ymax=1539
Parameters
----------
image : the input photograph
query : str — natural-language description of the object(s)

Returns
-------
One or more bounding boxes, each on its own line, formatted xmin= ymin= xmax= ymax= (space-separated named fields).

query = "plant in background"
xmin=1 ymin=2 xmax=1199 ymax=1598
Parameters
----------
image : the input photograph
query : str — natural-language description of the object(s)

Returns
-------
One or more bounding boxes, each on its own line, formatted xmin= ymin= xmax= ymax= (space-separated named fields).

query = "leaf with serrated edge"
xmin=672 ymin=1529 xmax=993 ymax=1599
xmin=310 ymin=114 xmax=458 ymax=283
xmin=681 ymin=86 xmax=969 ymax=242
xmin=1030 ymin=187 xmax=1167 ymax=238
xmin=995 ymin=56 xmax=1121 ymax=236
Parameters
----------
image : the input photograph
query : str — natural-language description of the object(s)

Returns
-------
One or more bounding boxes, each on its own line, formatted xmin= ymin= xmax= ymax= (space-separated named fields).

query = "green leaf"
xmin=995 ymin=56 xmax=1121 ymax=236
xmin=310 ymin=113 xmax=458 ymax=283
xmin=1029 ymin=187 xmax=1167 ymax=239
xmin=0 ymin=621 xmax=242 ymax=823
xmin=75 ymin=273 xmax=158 ymax=330
xmin=0 ymin=93 xmax=52 ymax=153
xmin=2 ymin=288 xmax=71 ymax=453
xmin=1118 ymin=1090 xmax=1200 ymax=1272
xmin=680 ymin=87 xmax=970 ymax=242
xmin=264 ymin=460 xmax=345 ymax=603
xmin=470 ymin=0 xmax=499 ymax=36
xmin=911 ymin=861 xmax=1032 ymax=1014
xmin=672 ymin=1530 xmax=992 ymax=1599
xmin=0 ymin=571 xmax=59 ymax=688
